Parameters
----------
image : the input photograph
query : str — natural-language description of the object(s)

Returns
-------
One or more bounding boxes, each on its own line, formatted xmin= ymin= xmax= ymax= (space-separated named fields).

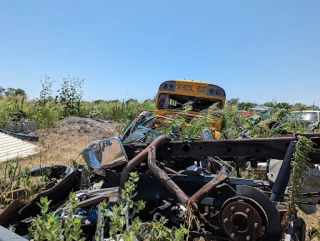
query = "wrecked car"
xmin=1 ymin=130 xmax=320 ymax=241
xmin=82 ymin=133 xmax=320 ymax=241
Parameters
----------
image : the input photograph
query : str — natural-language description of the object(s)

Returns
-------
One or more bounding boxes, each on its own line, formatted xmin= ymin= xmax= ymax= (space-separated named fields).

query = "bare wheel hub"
xmin=220 ymin=200 xmax=265 ymax=241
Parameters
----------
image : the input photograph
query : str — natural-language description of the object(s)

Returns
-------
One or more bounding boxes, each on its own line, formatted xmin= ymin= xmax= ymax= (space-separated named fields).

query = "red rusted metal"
xmin=189 ymin=166 xmax=228 ymax=204
xmin=120 ymin=147 xmax=149 ymax=188
xmin=148 ymin=144 xmax=189 ymax=206
xmin=146 ymin=135 xmax=229 ymax=207
xmin=120 ymin=135 xmax=171 ymax=187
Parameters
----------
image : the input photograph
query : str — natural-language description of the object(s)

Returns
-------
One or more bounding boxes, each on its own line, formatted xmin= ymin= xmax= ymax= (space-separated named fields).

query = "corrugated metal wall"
xmin=0 ymin=133 xmax=39 ymax=163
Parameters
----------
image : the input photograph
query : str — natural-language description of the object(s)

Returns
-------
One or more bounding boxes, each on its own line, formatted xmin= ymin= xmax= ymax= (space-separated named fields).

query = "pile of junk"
xmin=0 ymin=110 xmax=38 ymax=142
xmin=0 ymin=111 xmax=319 ymax=241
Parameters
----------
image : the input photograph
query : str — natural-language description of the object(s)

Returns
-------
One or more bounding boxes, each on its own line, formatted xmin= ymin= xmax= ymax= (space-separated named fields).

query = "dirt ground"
xmin=2 ymin=116 xmax=319 ymax=237
xmin=298 ymin=208 xmax=320 ymax=240
xmin=23 ymin=116 xmax=120 ymax=168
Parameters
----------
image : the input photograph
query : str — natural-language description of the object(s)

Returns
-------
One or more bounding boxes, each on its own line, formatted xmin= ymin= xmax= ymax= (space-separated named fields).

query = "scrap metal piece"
xmin=147 ymin=135 xmax=230 ymax=207
xmin=147 ymin=137 xmax=189 ymax=207
xmin=17 ymin=165 xmax=76 ymax=219
xmin=120 ymin=146 xmax=150 ymax=187
xmin=0 ymin=128 xmax=38 ymax=142
xmin=0 ymin=225 xmax=27 ymax=241
xmin=236 ymin=185 xmax=281 ymax=241
xmin=121 ymin=134 xmax=172 ymax=187
xmin=270 ymin=141 xmax=296 ymax=202
xmin=167 ymin=134 xmax=320 ymax=163
xmin=0 ymin=200 xmax=25 ymax=225
xmin=189 ymin=167 xmax=228 ymax=204
xmin=77 ymin=188 xmax=119 ymax=208
xmin=220 ymin=201 xmax=262 ymax=241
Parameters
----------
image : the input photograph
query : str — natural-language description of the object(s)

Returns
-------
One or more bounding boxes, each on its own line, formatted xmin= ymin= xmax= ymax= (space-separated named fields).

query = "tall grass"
xmin=0 ymin=94 xmax=316 ymax=136
xmin=0 ymin=96 xmax=155 ymax=129
xmin=0 ymin=96 xmax=62 ymax=129
xmin=220 ymin=105 xmax=313 ymax=139
xmin=80 ymin=99 xmax=154 ymax=124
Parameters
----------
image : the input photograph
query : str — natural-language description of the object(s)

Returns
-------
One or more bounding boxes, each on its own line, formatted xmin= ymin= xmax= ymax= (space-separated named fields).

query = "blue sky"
xmin=0 ymin=0 xmax=319 ymax=105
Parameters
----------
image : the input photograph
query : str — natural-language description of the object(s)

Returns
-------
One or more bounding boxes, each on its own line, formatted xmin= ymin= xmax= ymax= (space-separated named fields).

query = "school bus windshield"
xmin=154 ymin=80 xmax=226 ymax=136
xmin=157 ymin=93 xmax=223 ymax=112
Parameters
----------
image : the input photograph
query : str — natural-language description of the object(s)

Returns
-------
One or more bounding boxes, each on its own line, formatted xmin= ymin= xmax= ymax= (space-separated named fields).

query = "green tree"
xmin=226 ymin=98 xmax=239 ymax=106
xmin=14 ymin=88 xmax=26 ymax=96
xmin=307 ymin=105 xmax=320 ymax=110
xmin=0 ymin=86 xmax=5 ymax=97
xmin=5 ymin=87 xmax=16 ymax=96
xmin=275 ymin=102 xmax=291 ymax=109
xmin=293 ymin=103 xmax=307 ymax=111
xmin=56 ymin=76 xmax=84 ymax=117
xmin=3 ymin=87 xmax=26 ymax=96
xmin=238 ymin=101 xmax=255 ymax=110
xmin=125 ymin=98 xmax=139 ymax=105
xmin=263 ymin=101 xmax=276 ymax=108
xmin=93 ymin=99 xmax=106 ymax=104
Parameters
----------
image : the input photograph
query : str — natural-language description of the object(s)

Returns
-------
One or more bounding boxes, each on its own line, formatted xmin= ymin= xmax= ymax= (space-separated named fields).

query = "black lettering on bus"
xmin=177 ymin=84 xmax=194 ymax=92
xmin=197 ymin=86 xmax=207 ymax=93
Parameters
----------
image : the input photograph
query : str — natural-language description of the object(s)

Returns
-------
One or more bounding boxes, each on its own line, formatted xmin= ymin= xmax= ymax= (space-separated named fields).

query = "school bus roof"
xmin=167 ymin=79 xmax=206 ymax=84
xmin=158 ymin=80 xmax=226 ymax=99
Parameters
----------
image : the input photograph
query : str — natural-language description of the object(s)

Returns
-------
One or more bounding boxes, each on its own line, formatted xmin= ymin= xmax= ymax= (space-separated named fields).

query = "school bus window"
xmin=157 ymin=93 xmax=222 ymax=112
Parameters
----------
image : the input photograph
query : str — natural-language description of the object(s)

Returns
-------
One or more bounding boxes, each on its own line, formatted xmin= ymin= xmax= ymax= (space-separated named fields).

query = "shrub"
xmin=56 ymin=76 xmax=84 ymax=117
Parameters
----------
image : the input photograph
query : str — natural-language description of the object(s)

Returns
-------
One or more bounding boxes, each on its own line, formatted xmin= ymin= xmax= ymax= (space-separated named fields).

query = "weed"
xmin=0 ymin=160 xmax=19 ymax=206
xmin=143 ymin=216 xmax=187 ymax=241
xmin=102 ymin=171 xmax=187 ymax=241
xmin=282 ymin=136 xmax=315 ymax=232
xmin=63 ymin=193 xmax=85 ymax=241
xmin=56 ymin=76 xmax=84 ymax=117
xmin=29 ymin=194 xmax=85 ymax=241
xmin=0 ymin=159 xmax=54 ymax=208
xmin=27 ymin=171 xmax=185 ymax=241
xmin=39 ymin=75 xmax=55 ymax=106
xmin=317 ymin=210 xmax=320 ymax=240
xmin=29 ymin=196 xmax=63 ymax=241
xmin=307 ymin=226 xmax=319 ymax=241
xmin=95 ymin=199 xmax=108 ymax=241
xmin=107 ymin=172 xmax=145 ymax=241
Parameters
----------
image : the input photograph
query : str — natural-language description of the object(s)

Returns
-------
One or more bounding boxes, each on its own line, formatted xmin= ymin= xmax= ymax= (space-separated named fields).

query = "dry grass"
xmin=298 ymin=208 xmax=320 ymax=240
xmin=19 ymin=117 xmax=119 ymax=169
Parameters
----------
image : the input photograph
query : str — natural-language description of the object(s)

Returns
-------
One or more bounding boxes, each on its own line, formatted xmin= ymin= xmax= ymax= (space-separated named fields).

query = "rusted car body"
xmin=1 ymin=131 xmax=320 ymax=241
xmin=85 ymin=133 xmax=320 ymax=241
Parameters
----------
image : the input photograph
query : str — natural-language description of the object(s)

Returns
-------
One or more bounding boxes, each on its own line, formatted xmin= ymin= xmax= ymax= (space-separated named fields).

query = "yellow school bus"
xmin=154 ymin=80 xmax=226 ymax=139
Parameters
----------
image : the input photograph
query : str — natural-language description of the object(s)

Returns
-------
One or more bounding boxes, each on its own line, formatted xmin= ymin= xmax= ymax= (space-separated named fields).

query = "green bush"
xmin=29 ymin=172 xmax=186 ymax=241
xmin=56 ymin=76 xmax=84 ymax=117
xmin=29 ymin=194 xmax=85 ymax=241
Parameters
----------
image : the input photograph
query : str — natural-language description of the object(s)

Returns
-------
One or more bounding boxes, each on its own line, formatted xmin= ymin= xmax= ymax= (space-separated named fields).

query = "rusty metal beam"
xmin=146 ymin=135 xmax=231 ymax=207
xmin=148 ymin=144 xmax=189 ymax=207
xmin=166 ymin=136 xmax=320 ymax=163
xmin=189 ymin=167 xmax=229 ymax=204
xmin=120 ymin=135 xmax=171 ymax=187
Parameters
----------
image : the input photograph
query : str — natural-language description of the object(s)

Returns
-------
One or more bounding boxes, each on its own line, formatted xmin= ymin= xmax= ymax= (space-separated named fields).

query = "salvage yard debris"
xmin=1 ymin=128 xmax=319 ymax=240
xmin=0 ymin=79 xmax=320 ymax=240
xmin=0 ymin=132 xmax=39 ymax=163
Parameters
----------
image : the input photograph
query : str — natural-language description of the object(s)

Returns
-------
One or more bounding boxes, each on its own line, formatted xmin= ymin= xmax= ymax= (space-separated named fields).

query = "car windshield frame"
xmin=300 ymin=112 xmax=318 ymax=122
